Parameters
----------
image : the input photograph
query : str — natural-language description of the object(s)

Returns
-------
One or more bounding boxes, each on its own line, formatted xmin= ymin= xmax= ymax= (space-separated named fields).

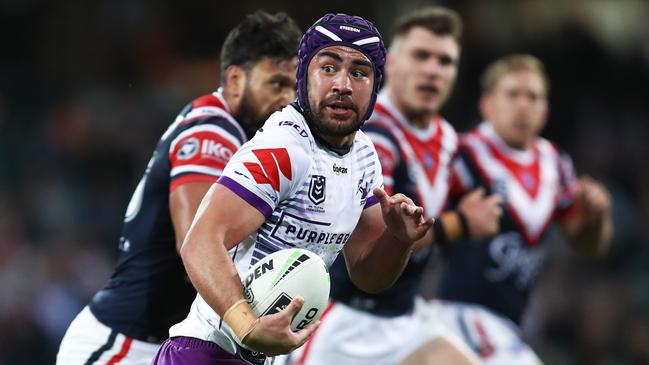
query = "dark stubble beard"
xmin=235 ymin=85 xmax=273 ymax=138
xmin=307 ymin=94 xmax=367 ymax=138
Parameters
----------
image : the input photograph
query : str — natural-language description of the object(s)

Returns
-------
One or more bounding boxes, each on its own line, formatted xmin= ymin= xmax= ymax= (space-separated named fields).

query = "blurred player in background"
xmin=151 ymin=13 xmax=435 ymax=365
xmin=56 ymin=11 xmax=301 ymax=365
xmin=426 ymin=54 xmax=613 ymax=365
xmin=287 ymin=7 xmax=501 ymax=365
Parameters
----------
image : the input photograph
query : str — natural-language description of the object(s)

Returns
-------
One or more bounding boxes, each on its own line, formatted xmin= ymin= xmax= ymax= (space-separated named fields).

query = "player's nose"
xmin=331 ymin=72 xmax=352 ymax=95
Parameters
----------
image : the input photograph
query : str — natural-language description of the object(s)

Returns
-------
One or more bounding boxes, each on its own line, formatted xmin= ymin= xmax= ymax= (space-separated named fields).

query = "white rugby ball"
xmin=240 ymin=248 xmax=330 ymax=335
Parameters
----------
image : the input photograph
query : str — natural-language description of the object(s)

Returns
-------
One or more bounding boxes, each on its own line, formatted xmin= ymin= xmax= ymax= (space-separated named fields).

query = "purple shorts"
xmin=151 ymin=336 xmax=253 ymax=365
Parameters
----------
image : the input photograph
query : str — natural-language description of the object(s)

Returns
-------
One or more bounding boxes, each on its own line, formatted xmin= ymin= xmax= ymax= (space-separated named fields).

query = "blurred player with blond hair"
xmin=424 ymin=54 xmax=613 ymax=365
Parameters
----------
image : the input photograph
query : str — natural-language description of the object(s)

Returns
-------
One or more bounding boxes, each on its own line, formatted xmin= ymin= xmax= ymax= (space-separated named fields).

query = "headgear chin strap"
xmin=296 ymin=13 xmax=387 ymax=123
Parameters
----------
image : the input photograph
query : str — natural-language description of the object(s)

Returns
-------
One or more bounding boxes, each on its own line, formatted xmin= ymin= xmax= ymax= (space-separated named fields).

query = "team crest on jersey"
xmin=308 ymin=175 xmax=326 ymax=205
xmin=177 ymin=138 xmax=200 ymax=160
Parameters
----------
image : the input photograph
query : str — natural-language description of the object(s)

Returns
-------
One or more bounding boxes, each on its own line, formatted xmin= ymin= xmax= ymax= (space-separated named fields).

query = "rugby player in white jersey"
xmin=426 ymin=54 xmax=613 ymax=364
xmin=150 ymin=13 xmax=434 ymax=365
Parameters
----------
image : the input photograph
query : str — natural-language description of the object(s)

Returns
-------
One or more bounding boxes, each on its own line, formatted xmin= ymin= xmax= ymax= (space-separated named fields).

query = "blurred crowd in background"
xmin=1 ymin=0 xmax=647 ymax=364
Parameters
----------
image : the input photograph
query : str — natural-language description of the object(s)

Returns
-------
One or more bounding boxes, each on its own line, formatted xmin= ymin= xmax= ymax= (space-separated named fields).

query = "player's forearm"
xmin=181 ymin=230 xmax=246 ymax=316
xmin=569 ymin=211 xmax=614 ymax=258
xmin=347 ymin=228 xmax=414 ymax=294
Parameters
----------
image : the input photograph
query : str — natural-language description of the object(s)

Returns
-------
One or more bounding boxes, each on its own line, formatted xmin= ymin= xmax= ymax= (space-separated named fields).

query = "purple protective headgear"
xmin=297 ymin=13 xmax=387 ymax=122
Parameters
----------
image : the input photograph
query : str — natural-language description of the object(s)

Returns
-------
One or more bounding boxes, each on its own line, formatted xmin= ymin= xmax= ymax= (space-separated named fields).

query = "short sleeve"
xmin=168 ymin=118 xmax=243 ymax=191
xmin=217 ymin=125 xmax=311 ymax=218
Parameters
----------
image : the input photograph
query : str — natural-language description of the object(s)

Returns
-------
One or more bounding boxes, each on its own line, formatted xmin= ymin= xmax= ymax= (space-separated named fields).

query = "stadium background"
xmin=0 ymin=0 xmax=647 ymax=363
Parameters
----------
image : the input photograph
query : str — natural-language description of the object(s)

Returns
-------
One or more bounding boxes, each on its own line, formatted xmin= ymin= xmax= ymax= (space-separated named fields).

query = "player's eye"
xmin=351 ymin=69 xmax=367 ymax=79
xmin=412 ymin=50 xmax=429 ymax=62
xmin=439 ymin=55 xmax=454 ymax=66
xmin=322 ymin=65 xmax=336 ymax=73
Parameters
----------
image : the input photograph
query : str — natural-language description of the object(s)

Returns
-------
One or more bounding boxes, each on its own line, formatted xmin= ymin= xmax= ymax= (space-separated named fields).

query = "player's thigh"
xmin=423 ymin=301 xmax=542 ymax=365
xmin=397 ymin=336 xmax=482 ymax=365
xmin=56 ymin=306 xmax=158 ymax=365
xmin=289 ymin=302 xmax=428 ymax=365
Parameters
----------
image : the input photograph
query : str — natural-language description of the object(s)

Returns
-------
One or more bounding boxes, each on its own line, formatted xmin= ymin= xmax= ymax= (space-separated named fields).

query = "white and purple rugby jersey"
xmin=169 ymin=102 xmax=383 ymax=355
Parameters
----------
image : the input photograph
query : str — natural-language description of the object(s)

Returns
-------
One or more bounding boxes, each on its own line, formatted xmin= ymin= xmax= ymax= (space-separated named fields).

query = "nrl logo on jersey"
xmin=308 ymin=175 xmax=326 ymax=205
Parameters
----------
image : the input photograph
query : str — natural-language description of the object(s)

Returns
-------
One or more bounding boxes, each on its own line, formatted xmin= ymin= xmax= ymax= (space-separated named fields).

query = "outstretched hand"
xmin=374 ymin=187 xmax=435 ymax=245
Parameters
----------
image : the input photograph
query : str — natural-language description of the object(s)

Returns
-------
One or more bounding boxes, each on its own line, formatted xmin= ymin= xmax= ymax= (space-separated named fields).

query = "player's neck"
xmin=388 ymin=90 xmax=436 ymax=129
xmin=314 ymin=131 xmax=356 ymax=151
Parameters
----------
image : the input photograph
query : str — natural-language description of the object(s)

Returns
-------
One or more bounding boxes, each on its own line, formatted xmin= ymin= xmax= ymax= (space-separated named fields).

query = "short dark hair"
xmin=391 ymin=6 xmax=462 ymax=44
xmin=220 ymin=11 xmax=302 ymax=84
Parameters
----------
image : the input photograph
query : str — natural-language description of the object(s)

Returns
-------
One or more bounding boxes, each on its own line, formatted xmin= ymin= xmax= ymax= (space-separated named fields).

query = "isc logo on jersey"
xmin=233 ymin=249 xmax=330 ymax=348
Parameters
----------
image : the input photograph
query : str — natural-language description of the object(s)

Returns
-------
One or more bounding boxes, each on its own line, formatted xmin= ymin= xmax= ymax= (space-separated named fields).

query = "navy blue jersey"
xmin=329 ymin=91 xmax=458 ymax=316
xmin=89 ymin=91 xmax=247 ymax=342
xmin=437 ymin=122 xmax=579 ymax=323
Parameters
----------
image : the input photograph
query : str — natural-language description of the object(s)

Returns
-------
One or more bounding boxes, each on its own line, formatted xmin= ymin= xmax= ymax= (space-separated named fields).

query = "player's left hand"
xmin=577 ymin=176 xmax=611 ymax=220
xmin=374 ymin=187 xmax=435 ymax=245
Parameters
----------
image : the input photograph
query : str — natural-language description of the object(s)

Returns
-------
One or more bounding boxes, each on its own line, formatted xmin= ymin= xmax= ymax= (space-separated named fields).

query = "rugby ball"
xmin=240 ymin=248 xmax=330 ymax=335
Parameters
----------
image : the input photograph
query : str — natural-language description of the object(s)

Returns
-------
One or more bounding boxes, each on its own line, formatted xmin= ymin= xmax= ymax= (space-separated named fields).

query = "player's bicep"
xmin=342 ymin=203 xmax=386 ymax=268
xmin=169 ymin=181 xmax=214 ymax=253
xmin=184 ymin=183 xmax=266 ymax=254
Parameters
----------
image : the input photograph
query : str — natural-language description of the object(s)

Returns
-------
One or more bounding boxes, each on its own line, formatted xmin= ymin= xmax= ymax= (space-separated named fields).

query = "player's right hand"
xmin=458 ymin=188 xmax=502 ymax=239
xmin=242 ymin=296 xmax=320 ymax=356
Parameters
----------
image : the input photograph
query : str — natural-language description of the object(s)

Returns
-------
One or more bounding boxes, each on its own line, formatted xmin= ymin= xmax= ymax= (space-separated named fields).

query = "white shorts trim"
xmin=282 ymin=299 xmax=437 ymax=365
xmin=56 ymin=306 xmax=160 ymax=365
xmin=423 ymin=300 xmax=543 ymax=365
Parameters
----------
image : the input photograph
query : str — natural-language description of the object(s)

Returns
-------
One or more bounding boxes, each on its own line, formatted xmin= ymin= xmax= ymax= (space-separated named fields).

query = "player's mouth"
xmin=325 ymin=101 xmax=356 ymax=119
xmin=416 ymin=84 xmax=440 ymax=98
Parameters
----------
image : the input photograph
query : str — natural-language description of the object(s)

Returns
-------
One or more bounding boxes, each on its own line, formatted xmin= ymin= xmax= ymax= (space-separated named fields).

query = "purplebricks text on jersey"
xmin=269 ymin=212 xmax=351 ymax=246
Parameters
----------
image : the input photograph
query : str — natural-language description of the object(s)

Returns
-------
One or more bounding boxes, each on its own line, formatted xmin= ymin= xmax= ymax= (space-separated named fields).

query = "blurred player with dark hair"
xmin=56 ymin=11 xmax=301 ymax=364
xmin=287 ymin=7 xmax=502 ymax=365
xmin=425 ymin=54 xmax=613 ymax=364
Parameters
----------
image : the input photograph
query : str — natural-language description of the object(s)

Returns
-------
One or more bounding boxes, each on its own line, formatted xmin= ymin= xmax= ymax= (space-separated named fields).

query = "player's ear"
xmin=224 ymin=65 xmax=247 ymax=98
xmin=479 ymin=94 xmax=490 ymax=119
xmin=385 ymin=51 xmax=394 ymax=78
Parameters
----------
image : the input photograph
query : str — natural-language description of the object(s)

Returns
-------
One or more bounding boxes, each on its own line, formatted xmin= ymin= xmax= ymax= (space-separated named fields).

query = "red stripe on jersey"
xmin=105 ymin=336 xmax=132 ymax=365
xmin=243 ymin=161 xmax=271 ymax=185
xmin=297 ymin=301 xmax=336 ymax=365
xmin=476 ymin=133 xmax=542 ymax=199
xmin=244 ymin=148 xmax=292 ymax=192
xmin=170 ymin=174 xmax=219 ymax=192
xmin=169 ymin=131 xmax=237 ymax=178
xmin=473 ymin=317 xmax=495 ymax=358
xmin=373 ymin=143 xmax=397 ymax=187
xmin=462 ymin=132 xmax=558 ymax=245
xmin=192 ymin=94 xmax=226 ymax=110
xmin=374 ymin=104 xmax=444 ymax=185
